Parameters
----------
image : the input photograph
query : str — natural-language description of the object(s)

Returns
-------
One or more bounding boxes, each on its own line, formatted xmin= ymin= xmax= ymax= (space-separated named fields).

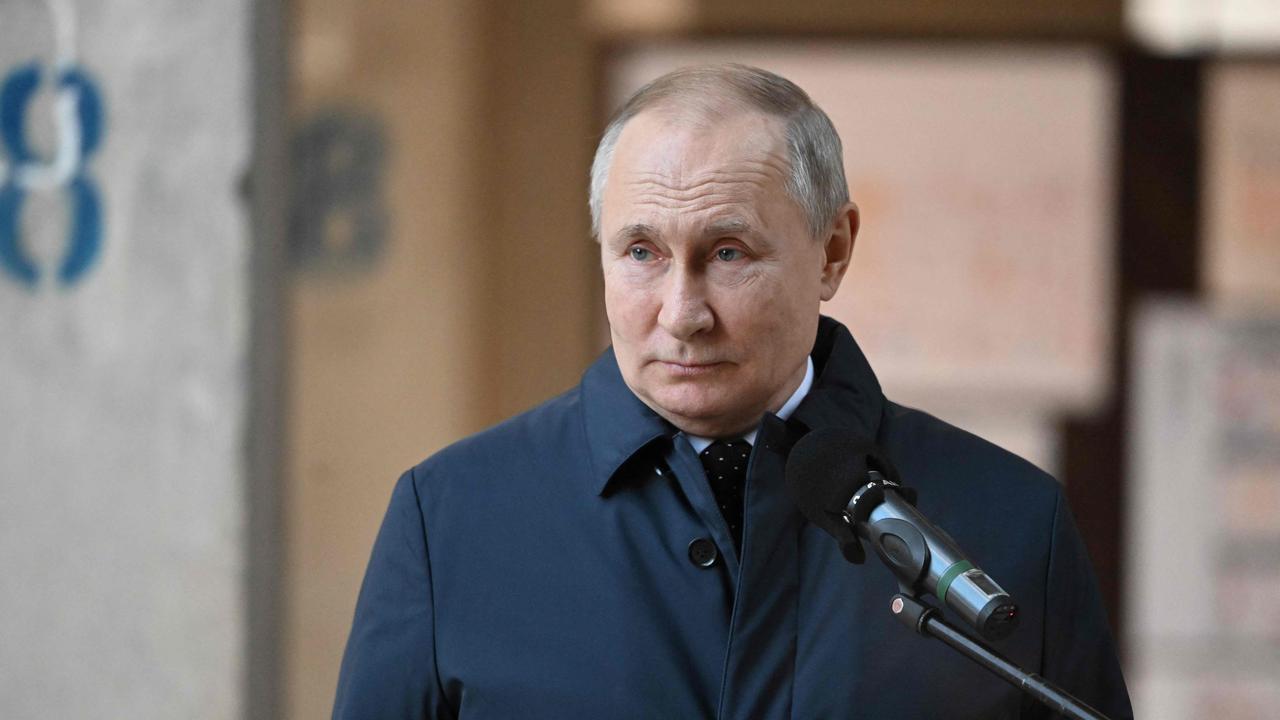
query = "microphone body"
xmin=848 ymin=470 xmax=1018 ymax=641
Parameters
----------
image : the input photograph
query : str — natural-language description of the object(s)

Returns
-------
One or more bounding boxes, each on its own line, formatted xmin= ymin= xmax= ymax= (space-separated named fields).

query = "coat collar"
xmin=579 ymin=346 xmax=676 ymax=495
xmin=580 ymin=316 xmax=885 ymax=496
xmin=789 ymin=316 xmax=884 ymax=442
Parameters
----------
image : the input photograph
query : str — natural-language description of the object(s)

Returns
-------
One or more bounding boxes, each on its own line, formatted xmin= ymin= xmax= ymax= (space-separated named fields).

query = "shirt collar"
xmin=579 ymin=316 xmax=884 ymax=496
xmin=686 ymin=355 xmax=814 ymax=454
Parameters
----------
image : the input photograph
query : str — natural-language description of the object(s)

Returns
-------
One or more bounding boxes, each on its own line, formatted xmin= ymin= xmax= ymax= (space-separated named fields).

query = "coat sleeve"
xmin=332 ymin=468 xmax=454 ymax=719
xmin=1024 ymin=490 xmax=1134 ymax=720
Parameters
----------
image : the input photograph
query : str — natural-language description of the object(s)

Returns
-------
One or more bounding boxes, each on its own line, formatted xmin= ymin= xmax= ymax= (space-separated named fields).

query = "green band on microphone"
xmin=936 ymin=560 xmax=974 ymax=605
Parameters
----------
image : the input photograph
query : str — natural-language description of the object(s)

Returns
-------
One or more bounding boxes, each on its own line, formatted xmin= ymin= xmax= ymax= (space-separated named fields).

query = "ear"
xmin=818 ymin=202 xmax=858 ymax=301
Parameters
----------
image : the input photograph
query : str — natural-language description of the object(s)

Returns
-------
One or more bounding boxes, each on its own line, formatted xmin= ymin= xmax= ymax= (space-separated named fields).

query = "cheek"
xmin=604 ymin=278 xmax=657 ymax=341
xmin=717 ymin=272 xmax=796 ymax=321
xmin=715 ymin=272 xmax=815 ymax=351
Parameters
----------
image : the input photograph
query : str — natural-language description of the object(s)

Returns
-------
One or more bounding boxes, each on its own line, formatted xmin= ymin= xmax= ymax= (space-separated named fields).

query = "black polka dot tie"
xmin=698 ymin=439 xmax=752 ymax=554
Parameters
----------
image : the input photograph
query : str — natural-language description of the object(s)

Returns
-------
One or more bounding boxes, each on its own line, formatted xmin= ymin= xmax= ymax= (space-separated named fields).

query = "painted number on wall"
xmin=290 ymin=109 xmax=388 ymax=274
xmin=0 ymin=61 xmax=105 ymax=288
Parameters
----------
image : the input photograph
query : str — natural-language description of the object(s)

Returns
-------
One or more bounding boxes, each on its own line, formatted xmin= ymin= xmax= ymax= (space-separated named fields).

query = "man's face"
xmin=600 ymin=109 xmax=853 ymax=438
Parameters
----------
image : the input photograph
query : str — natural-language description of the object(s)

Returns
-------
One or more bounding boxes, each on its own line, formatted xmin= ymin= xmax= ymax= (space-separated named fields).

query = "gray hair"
xmin=589 ymin=63 xmax=849 ymax=240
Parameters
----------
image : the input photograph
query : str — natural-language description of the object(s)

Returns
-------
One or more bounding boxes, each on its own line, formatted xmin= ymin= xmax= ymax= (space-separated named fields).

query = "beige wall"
xmin=286 ymin=2 xmax=487 ymax=717
xmin=284 ymin=1 xmax=596 ymax=718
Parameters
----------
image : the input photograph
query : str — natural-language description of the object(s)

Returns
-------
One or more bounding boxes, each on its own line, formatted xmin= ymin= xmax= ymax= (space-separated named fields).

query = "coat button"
xmin=688 ymin=538 xmax=718 ymax=568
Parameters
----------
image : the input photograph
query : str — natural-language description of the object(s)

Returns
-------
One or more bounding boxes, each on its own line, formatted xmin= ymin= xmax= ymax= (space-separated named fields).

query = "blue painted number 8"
xmin=0 ymin=62 xmax=105 ymax=288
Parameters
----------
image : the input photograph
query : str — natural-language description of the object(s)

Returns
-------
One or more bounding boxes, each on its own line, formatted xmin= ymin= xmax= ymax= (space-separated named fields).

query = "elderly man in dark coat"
xmin=333 ymin=64 xmax=1132 ymax=720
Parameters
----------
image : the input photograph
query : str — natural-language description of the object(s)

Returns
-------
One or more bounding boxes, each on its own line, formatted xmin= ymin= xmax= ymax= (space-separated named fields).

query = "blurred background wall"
xmin=281 ymin=2 xmax=598 ymax=717
xmin=1 ymin=0 xmax=1277 ymax=718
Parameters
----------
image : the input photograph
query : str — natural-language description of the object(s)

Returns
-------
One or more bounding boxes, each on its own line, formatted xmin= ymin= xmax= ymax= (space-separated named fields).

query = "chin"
xmin=651 ymin=393 xmax=754 ymax=437
xmin=649 ymin=382 xmax=719 ymax=414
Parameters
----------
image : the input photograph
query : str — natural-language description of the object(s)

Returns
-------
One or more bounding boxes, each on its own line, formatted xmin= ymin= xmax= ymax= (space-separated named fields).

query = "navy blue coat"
xmin=333 ymin=317 xmax=1132 ymax=719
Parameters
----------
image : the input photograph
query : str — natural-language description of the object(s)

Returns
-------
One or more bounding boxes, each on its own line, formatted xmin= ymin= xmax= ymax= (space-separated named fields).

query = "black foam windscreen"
xmin=785 ymin=427 xmax=897 ymax=564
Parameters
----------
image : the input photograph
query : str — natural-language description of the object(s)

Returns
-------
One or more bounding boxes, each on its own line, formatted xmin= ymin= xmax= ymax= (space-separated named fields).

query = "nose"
xmin=657 ymin=264 xmax=714 ymax=340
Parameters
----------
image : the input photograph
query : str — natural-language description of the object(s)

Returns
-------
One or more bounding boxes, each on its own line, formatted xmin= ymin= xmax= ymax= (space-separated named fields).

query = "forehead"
xmin=602 ymin=109 xmax=794 ymax=234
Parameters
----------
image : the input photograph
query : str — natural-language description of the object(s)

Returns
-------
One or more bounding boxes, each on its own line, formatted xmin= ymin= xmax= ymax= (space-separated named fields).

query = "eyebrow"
xmin=610 ymin=223 xmax=659 ymax=246
xmin=608 ymin=217 xmax=763 ymax=246
xmin=703 ymin=218 xmax=757 ymax=240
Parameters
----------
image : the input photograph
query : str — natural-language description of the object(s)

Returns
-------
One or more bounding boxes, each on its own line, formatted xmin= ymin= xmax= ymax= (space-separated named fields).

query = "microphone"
xmin=785 ymin=427 xmax=1019 ymax=641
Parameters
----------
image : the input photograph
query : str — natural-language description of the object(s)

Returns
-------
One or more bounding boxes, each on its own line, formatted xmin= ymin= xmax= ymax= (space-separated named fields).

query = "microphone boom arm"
xmin=889 ymin=593 xmax=1113 ymax=720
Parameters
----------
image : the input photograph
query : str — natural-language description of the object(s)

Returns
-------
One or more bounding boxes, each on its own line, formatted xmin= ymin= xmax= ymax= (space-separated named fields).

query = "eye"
xmin=628 ymin=245 xmax=654 ymax=262
xmin=715 ymin=247 xmax=744 ymax=262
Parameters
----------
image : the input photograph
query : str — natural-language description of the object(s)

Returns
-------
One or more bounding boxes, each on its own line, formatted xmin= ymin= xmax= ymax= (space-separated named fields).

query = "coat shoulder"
xmin=408 ymin=385 xmax=587 ymax=499
xmin=878 ymin=400 xmax=1062 ymax=512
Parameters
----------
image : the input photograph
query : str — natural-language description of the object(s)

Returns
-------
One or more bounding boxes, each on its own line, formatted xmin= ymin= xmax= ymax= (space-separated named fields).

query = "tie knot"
xmin=699 ymin=439 xmax=752 ymax=478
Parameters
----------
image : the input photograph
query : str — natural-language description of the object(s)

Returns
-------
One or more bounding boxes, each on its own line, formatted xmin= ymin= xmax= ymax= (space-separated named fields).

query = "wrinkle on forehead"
xmin=619 ymin=156 xmax=789 ymax=206
xmin=626 ymin=161 xmax=783 ymax=193
xmin=603 ymin=109 xmax=799 ymax=234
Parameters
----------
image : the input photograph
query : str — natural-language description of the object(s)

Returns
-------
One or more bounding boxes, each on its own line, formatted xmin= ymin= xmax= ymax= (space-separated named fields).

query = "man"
xmin=333 ymin=64 xmax=1132 ymax=719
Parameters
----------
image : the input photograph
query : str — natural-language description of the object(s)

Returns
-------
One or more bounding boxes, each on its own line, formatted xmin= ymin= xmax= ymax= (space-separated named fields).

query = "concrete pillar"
xmin=0 ymin=1 xmax=252 ymax=718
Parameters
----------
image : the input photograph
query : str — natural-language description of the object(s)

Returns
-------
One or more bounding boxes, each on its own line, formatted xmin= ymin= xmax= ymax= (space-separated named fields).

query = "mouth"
xmin=655 ymin=360 xmax=728 ymax=377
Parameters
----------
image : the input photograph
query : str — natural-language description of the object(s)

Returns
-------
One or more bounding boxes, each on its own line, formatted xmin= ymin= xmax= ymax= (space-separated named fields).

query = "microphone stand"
xmin=888 ymin=593 xmax=1111 ymax=720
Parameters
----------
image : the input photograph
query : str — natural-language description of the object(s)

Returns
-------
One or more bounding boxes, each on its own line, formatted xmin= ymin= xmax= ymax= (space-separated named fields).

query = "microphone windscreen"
xmin=785 ymin=427 xmax=891 ymax=563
